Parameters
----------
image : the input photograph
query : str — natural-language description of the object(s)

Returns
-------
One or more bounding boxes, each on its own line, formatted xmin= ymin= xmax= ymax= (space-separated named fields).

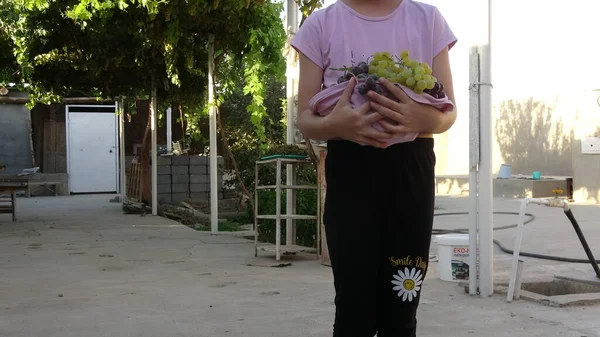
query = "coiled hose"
xmin=432 ymin=211 xmax=600 ymax=264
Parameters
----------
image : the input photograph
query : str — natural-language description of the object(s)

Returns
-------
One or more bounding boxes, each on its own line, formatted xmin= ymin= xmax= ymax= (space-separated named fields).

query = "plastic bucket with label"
xmin=435 ymin=234 xmax=471 ymax=282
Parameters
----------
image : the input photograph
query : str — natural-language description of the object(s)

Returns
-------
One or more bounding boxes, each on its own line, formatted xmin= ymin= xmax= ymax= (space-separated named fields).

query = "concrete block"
xmin=190 ymin=165 xmax=207 ymax=174
xmin=172 ymin=174 xmax=190 ymax=184
xmin=157 ymin=175 xmax=171 ymax=185
xmin=26 ymin=173 xmax=69 ymax=196
xmin=191 ymin=183 xmax=209 ymax=193
xmin=157 ymin=156 xmax=171 ymax=165
xmin=190 ymin=156 xmax=209 ymax=165
xmin=158 ymin=165 xmax=171 ymax=175
xmin=189 ymin=191 xmax=224 ymax=200
xmin=158 ymin=193 xmax=172 ymax=203
xmin=171 ymin=193 xmax=188 ymax=202
xmin=172 ymin=156 xmax=190 ymax=165
xmin=158 ymin=184 xmax=171 ymax=194
xmin=172 ymin=184 xmax=189 ymax=193
xmin=493 ymin=178 xmax=567 ymax=199
xmin=171 ymin=165 xmax=189 ymax=175
xmin=190 ymin=192 xmax=209 ymax=200
xmin=191 ymin=174 xmax=209 ymax=184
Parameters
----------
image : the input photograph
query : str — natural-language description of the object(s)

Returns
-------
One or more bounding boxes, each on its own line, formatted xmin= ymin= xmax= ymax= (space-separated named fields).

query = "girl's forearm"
xmin=297 ymin=109 xmax=336 ymax=141
xmin=426 ymin=109 xmax=457 ymax=134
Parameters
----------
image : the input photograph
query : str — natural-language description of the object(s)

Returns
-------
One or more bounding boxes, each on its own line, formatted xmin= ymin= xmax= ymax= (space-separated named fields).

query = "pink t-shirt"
xmin=291 ymin=0 xmax=457 ymax=144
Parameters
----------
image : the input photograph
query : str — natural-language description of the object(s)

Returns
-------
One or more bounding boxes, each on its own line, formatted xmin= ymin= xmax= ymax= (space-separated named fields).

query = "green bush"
xmin=256 ymin=188 xmax=318 ymax=247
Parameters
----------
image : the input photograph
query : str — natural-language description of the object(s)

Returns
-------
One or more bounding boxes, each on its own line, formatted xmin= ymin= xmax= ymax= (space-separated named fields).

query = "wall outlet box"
xmin=581 ymin=137 xmax=600 ymax=154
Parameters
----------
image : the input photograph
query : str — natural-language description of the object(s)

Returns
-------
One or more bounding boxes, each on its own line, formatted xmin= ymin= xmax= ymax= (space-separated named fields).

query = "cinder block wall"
xmin=157 ymin=155 xmax=224 ymax=203
xmin=0 ymin=92 xmax=34 ymax=173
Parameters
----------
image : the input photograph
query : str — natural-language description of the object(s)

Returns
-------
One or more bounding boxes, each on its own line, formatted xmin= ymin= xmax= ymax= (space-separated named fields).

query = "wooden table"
xmin=0 ymin=177 xmax=28 ymax=222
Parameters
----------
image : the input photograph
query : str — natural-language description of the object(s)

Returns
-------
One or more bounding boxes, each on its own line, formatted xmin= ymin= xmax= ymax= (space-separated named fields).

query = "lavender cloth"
xmin=308 ymin=79 xmax=455 ymax=146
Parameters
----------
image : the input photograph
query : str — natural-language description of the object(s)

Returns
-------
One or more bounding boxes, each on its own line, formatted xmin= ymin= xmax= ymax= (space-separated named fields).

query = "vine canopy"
xmin=2 ymin=0 xmax=286 ymax=138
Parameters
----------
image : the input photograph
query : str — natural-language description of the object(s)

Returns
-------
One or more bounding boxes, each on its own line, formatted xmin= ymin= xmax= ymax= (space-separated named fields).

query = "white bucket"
xmin=497 ymin=164 xmax=512 ymax=179
xmin=435 ymin=234 xmax=472 ymax=282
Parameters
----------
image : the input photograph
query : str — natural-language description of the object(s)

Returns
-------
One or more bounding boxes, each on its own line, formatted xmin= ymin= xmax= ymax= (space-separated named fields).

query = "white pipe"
xmin=151 ymin=88 xmax=158 ymax=216
xmin=505 ymin=198 xmax=529 ymax=302
xmin=276 ymin=160 xmax=282 ymax=260
xmin=208 ymin=34 xmax=219 ymax=233
xmin=119 ymin=97 xmax=126 ymax=201
xmin=166 ymin=106 xmax=172 ymax=153
xmin=506 ymin=197 xmax=569 ymax=302
xmin=478 ymin=0 xmax=494 ymax=297
xmin=513 ymin=259 xmax=525 ymax=300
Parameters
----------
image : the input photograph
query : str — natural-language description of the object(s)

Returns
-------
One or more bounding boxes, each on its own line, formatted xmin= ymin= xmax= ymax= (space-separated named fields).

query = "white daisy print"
xmin=391 ymin=267 xmax=423 ymax=302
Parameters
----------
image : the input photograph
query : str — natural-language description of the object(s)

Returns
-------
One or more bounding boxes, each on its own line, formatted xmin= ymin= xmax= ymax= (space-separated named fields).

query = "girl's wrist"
xmin=322 ymin=114 xmax=339 ymax=138
xmin=298 ymin=109 xmax=337 ymax=141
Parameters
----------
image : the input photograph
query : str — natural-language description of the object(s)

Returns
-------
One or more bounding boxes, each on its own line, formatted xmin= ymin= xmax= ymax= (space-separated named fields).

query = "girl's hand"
xmin=326 ymin=77 xmax=394 ymax=147
xmin=366 ymin=78 xmax=443 ymax=134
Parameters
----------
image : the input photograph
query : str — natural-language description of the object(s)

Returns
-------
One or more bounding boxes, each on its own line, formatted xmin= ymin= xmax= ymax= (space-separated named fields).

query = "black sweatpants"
xmin=323 ymin=138 xmax=436 ymax=337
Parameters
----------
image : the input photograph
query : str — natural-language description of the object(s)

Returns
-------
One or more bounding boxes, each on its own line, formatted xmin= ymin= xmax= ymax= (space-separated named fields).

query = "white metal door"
xmin=66 ymin=105 xmax=118 ymax=193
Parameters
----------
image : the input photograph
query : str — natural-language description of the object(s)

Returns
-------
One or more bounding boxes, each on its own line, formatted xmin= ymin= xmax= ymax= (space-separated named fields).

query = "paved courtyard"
xmin=1 ymin=195 xmax=599 ymax=337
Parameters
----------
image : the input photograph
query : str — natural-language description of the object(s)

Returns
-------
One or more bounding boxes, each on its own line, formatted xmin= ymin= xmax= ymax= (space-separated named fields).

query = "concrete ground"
xmin=1 ymin=195 xmax=599 ymax=337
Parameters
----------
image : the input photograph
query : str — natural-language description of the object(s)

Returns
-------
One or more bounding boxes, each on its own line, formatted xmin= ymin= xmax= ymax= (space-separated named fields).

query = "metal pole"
xmin=468 ymin=47 xmax=480 ymax=296
xmin=119 ymin=97 xmax=126 ymax=201
xmin=166 ymin=106 xmax=172 ymax=153
xmin=151 ymin=88 xmax=158 ymax=216
xmin=276 ymin=159 xmax=282 ymax=260
xmin=478 ymin=0 xmax=494 ymax=297
xmin=285 ymin=0 xmax=299 ymax=246
xmin=208 ymin=33 xmax=219 ymax=233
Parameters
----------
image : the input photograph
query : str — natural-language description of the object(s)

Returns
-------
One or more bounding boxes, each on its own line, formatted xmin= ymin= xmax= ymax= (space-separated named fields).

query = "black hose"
xmin=565 ymin=209 xmax=600 ymax=277
xmin=432 ymin=211 xmax=600 ymax=264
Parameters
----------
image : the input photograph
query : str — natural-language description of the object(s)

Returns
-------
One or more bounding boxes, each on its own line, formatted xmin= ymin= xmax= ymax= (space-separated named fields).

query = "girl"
xmin=290 ymin=0 xmax=457 ymax=336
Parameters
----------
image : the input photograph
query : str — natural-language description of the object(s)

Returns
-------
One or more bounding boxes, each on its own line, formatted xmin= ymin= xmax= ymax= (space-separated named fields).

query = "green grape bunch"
xmin=330 ymin=50 xmax=447 ymax=99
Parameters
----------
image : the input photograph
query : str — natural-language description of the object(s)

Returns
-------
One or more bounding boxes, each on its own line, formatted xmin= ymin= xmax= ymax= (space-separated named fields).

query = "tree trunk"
xmin=179 ymin=104 xmax=185 ymax=141
xmin=216 ymin=107 xmax=255 ymax=216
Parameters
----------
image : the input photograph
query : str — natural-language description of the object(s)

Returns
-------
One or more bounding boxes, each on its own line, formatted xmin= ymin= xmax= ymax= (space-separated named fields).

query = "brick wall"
xmin=157 ymin=155 xmax=224 ymax=203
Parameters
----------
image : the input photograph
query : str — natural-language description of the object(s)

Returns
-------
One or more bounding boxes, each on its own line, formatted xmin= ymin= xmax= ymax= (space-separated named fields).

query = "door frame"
xmin=65 ymin=103 xmax=119 ymax=194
